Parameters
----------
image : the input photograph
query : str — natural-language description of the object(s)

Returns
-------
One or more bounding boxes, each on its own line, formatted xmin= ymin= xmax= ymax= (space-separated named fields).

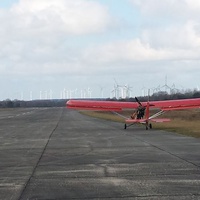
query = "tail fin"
xmin=145 ymin=101 xmax=150 ymax=120
xmin=145 ymin=89 xmax=150 ymax=120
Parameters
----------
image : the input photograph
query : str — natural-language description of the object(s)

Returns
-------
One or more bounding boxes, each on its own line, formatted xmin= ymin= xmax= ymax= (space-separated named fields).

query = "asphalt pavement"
xmin=0 ymin=107 xmax=200 ymax=200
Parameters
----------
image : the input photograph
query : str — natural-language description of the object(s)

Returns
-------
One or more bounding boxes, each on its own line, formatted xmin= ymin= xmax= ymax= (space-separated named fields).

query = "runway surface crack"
xmin=17 ymin=108 xmax=64 ymax=200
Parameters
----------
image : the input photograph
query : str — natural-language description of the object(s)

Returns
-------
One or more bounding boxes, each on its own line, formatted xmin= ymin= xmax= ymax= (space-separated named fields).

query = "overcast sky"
xmin=0 ymin=0 xmax=200 ymax=100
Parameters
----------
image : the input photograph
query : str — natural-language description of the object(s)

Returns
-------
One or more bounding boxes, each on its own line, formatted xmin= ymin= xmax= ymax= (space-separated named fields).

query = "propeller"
xmin=135 ymin=97 xmax=146 ymax=119
xmin=135 ymin=97 xmax=143 ymax=107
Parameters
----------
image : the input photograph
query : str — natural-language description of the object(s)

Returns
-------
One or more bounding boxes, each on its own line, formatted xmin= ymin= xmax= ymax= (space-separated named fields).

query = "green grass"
xmin=80 ymin=110 xmax=200 ymax=138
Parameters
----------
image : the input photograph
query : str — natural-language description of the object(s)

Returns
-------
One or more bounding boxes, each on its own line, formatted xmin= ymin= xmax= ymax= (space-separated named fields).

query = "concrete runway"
xmin=0 ymin=107 xmax=200 ymax=200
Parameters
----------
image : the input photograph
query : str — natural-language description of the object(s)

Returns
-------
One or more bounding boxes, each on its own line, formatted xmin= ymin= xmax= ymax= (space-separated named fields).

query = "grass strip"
xmin=80 ymin=110 xmax=200 ymax=138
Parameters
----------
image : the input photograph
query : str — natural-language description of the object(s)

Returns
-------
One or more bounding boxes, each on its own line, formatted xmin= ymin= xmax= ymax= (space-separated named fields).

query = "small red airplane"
xmin=66 ymin=97 xmax=200 ymax=130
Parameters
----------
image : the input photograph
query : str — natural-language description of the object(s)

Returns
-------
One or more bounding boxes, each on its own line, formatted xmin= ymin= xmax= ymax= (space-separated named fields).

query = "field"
xmin=81 ymin=109 xmax=200 ymax=138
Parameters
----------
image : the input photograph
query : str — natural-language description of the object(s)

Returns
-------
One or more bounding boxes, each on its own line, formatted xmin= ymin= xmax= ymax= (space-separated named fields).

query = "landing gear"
xmin=124 ymin=122 xmax=152 ymax=130
xmin=145 ymin=123 xmax=152 ymax=130
xmin=124 ymin=124 xmax=127 ymax=129
xmin=124 ymin=123 xmax=135 ymax=129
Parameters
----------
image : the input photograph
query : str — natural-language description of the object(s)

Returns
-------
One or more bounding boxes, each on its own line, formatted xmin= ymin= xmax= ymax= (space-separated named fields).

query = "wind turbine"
xmin=160 ymin=76 xmax=172 ymax=93
xmin=30 ymin=91 xmax=33 ymax=101
xmin=124 ymin=84 xmax=132 ymax=98
xmin=21 ymin=91 xmax=24 ymax=100
xmin=98 ymin=85 xmax=105 ymax=98
xmin=49 ymin=90 xmax=53 ymax=99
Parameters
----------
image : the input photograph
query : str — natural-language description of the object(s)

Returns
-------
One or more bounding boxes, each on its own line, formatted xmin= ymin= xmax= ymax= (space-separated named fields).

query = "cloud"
xmin=124 ymin=0 xmax=200 ymax=62
xmin=9 ymin=0 xmax=111 ymax=35
xmin=83 ymin=34 xmax=200 ymax=65
xmin=83 ymin=39 xmax=163 ymax=63
xmin=0 ymin=0 xmax=112 ymax=76
xmin=0 ymin=0 xmax=199 ymax=88
xmin=142 ymin=20 xmax=200 ymax=49
xmin=1 ymin=0 xmax=199 ymax=77
xmin=185 ymin=0 xmax=200 ymax=11
xmin=129 ymin=0 xmax=200 ymax=20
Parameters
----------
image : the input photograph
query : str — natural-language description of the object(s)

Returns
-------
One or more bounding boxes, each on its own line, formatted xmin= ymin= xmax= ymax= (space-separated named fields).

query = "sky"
xmin=0 ymin=0 xmax=200 ymax=100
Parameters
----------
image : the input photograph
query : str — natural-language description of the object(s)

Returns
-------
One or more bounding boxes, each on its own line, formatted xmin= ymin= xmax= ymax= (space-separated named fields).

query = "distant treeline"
xmin=0 ymin=89 xmax=200 ymax=108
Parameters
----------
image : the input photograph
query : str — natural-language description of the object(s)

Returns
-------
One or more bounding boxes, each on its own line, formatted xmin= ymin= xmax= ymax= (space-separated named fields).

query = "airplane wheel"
xmin=124 ymin=124 xmax=127 ymax=129
xmin=149 ymin=123 xmax=152 ymax=129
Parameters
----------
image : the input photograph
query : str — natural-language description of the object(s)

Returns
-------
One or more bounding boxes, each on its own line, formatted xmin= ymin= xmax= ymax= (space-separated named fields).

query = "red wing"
xmin=67 ymin=98 xmax=200 ymax=111
xmin=67 ymin=100 xmax=138 ymax=111
xmin=150 ymin=98 xmax=200 ymax=111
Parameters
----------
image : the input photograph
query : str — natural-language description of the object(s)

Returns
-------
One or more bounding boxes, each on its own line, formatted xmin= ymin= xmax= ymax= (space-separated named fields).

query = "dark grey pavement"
xmin=0 ymin=108 xmax=200 ymax=200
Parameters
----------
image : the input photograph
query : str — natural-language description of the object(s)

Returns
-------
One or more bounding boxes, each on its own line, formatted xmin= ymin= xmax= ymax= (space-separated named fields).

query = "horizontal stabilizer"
xmin=150 ymin=118 xmax=171 ymax=123
xmin=125 ymin=119 xmax=146 ymax=124
xmin=125 ymin=118 xmax=170 ymax=124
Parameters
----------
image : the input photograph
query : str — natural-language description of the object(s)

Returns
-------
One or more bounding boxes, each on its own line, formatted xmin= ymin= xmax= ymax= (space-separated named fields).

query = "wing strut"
xmin=149 ymin=110 xmax=166 ymax=119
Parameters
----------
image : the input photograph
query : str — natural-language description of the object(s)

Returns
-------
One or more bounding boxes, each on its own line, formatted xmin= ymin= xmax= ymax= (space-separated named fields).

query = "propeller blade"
xmin=135 ymin=97 xmax=142 ymax=106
